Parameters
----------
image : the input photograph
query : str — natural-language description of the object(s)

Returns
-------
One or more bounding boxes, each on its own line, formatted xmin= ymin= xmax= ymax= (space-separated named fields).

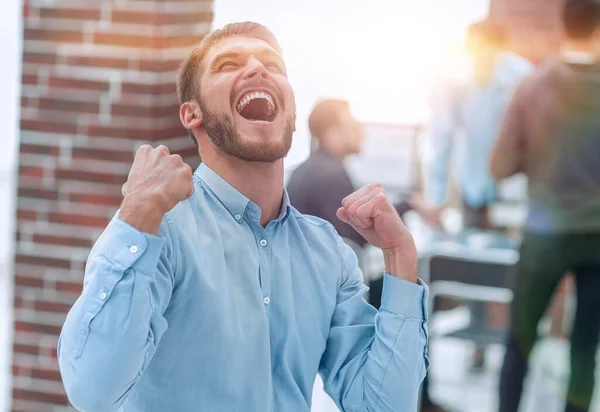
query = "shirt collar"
xmin=195 ymin=163 xmax=292 ymax=223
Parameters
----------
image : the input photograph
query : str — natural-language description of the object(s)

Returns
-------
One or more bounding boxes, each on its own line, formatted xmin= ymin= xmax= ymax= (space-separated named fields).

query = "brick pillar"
xmin=13 ymin=1 xmax=213 ymax=410
xmin=490 ymin=0 xmax=564 ymax=63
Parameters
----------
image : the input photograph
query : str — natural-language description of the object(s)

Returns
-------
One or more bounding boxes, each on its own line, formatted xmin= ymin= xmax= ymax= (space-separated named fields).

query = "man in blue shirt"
xmin=58 ymin=22 xmax=429 ymax=412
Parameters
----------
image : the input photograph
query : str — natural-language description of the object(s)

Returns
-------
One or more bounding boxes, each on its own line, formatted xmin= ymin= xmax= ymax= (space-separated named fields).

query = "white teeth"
xmin=236 ymin=91 xmax=275 ymax=115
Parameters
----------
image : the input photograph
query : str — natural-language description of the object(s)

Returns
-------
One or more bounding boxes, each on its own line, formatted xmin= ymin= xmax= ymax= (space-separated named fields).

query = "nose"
xmin=243 ymin=56 xmax=269 ymax=80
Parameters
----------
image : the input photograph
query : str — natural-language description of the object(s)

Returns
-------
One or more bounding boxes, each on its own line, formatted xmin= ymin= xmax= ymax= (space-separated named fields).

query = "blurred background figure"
xmin=423 ymin=17 xmax=533 ymax=235
xmin=287 ymin=98 xmax=440 ymax=297
xmin=492 ymin=0 xmax=600 ymax=411
xmin=421 ymin=17 xmax=533 ymax=376
xmin=287 ymin=99 xmax=368 ymax=247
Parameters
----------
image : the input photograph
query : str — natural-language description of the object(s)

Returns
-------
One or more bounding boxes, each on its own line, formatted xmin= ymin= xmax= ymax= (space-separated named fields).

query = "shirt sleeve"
xmin=58 ymin=215 xmax=175 ymax=412
xmin=319 ymin=238 xmax=429 ymax=412
xmin=423 ymin=82 xmax=459 ymax=206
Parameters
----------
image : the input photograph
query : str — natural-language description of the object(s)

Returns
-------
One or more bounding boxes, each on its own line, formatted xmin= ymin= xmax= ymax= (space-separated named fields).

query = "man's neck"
xmin=202 ymin=151 xmax=285 ymax=227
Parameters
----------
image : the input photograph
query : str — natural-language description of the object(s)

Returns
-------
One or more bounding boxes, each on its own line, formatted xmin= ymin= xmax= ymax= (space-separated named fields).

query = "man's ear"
xmin=180 ymin=100 xmax=203 ymax=131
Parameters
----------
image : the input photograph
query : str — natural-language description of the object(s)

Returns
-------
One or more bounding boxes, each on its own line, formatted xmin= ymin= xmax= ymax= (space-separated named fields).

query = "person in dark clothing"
xmin=492 ymin=2 xmax=600 ymax=411
xmin=287 ymin=98 xmax=442 ymax=411
xmin=288 ymin=99 xmax=437 ymax=246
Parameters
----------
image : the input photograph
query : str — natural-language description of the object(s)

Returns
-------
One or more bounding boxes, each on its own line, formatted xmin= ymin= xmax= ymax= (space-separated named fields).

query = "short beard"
xmin=198 ymin=99 xmax=295 ymax=163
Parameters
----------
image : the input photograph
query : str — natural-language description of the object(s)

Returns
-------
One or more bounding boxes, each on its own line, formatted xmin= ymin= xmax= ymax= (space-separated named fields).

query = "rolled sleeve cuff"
xmin=381 ymin=273 xmax=429 ymax=320
xmin=95 ymin=217 xmax=165 ymax=274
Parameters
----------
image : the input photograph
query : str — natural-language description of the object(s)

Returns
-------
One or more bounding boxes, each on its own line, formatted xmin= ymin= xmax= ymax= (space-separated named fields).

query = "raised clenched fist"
xmin=119 ymin=145 xmax=193 ymax=234
xmin=337 ymin=183 xmax=418 ymax=282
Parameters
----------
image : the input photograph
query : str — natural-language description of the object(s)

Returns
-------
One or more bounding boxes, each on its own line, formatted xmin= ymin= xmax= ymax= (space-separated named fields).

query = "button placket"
xmin=254 ymin=227 xmax=271 ymax=312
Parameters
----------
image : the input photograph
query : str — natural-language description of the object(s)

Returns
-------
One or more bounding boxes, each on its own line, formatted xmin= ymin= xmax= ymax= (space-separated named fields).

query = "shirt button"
xmin=100 ymin=292 xmax=107 ymax=300
xmin=259 ymin=239 xmax=268 ymax=247
xmin=263 ymin=296 xmax=270 ymax=305
xmin=234 ymin=213 xmax=242 ymax=221
xmin=129 ymin=245 xmax=138 ymax=254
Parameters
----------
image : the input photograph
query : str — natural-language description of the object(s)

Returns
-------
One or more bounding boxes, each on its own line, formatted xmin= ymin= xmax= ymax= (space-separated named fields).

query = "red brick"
xmin=139 ymin=57 xmax=184 ymax=73
xmin=21 ymin=73 xmax=38 ymax=85
xmin=111 ymin=10 xmax=213 ymax=25
xmin=13 ymin=343 xmax=40 ymax=356
xmin=121 ymin=82 xmax=175 ymax=96
xmin=22 ymin=52 xmax=57 ymax=65
xmin=55 ymin=168 xmax=127 ymax=185
xmin=20 ymin=119 xmax=77 ymax=135
xmin=19 ymin=166 xmax=44 ymax=179
xmin=55 ymin=281 xmax=83 ymax=294
xmin=111 ymin=102 xmax=174 ymax=118
xmin=85 ymin=123 xmax=148 ymax=139
xmin=48 ymin=76 xmax=110 ymax=92
xmin=69 ymin=193 xmax=124 ymax=208
xmin=16 ymin=209 xmax=37 ymax=221
xmin=34 ymin=300 xmax=74 ymax=315
xmin=20 ymin=144 xmax=60 ymax=157
xmin=160 ymin=35 xmax=202 ymax=49
xmin=39 ymin=7 xmax=101 ymax=21
xmin=12 ymin=389 xmax=69 ymax=405
xmin=29 ymin=367 xmax=63 ymax=382
xmin=18 ymin=188 xmax=60 ymax=201
xmin=111 ymin=10 xmax=157 ymax=25
xmin=159 ymin=11 xmax=213 ymax=25
xmin=14 ymin=276 xmax=45 ymax=288
xmin=24 ymin=28 xmax=83 ymax=43
xmin=48 ymin=212 xmax=109 ymax=228
xmin=14 ymin=322 xmax=64 ymax=337
xmin=71 ymin=147 xmax=134 ymax=163
xmin=20 ymin=96 xmax=36 ymax=109
xmin=94 ymin=31 xmax=156 ymax=49
xmin=32 ymin=233 xmax=92 ymax=248
xmin=39 ymin=97 xmax=99 ymax=114
xmin=66 ymin=54 xmax=131 ymax=69
xmin=15 ymin=254 xmax=71 ymax=270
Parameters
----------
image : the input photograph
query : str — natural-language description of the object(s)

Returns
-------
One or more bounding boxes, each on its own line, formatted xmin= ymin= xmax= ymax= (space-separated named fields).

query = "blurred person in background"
xmin=421 ymin=18 xmax=533 ymax=374
xmin=493 ymin=1 xmax=600 ymax=411
xmin=287 ymin=98 xmax=444 ymax=412
xmin=57 ymin=22 xmax=429 ymax=412
xmin=287 ymin=98 xmax=439 ymax=248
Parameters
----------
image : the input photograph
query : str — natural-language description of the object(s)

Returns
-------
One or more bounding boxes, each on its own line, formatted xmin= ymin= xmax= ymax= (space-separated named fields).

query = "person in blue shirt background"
xmin=420 ymin=18 xmax=533 ymax=385
xmin=58 ymin=22 xmax=429 ymax=412
xmin=423 ymin=19 xmax=533 ymax=228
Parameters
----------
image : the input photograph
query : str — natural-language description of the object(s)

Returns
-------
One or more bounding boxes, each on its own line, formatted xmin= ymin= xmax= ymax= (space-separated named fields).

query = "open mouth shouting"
xmin=235 ymin=90 xmax=278 ymax=123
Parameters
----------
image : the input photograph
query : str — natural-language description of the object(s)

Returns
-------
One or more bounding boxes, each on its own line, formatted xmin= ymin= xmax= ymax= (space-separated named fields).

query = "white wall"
xmin=0 ymin=0 xmax=22 ymax=410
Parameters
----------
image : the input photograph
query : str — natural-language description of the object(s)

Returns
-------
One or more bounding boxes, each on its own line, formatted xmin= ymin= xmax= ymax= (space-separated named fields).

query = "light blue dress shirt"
xmin=58 ymin=163 xmax=428 ymax=412
xmin=423 ymin=52 xmax=534 ymax=208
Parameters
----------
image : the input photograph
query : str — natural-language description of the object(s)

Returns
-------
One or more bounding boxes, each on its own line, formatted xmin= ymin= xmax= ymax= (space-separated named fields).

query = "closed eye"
xmin=219 ymin=61 xmax=238 ymax=71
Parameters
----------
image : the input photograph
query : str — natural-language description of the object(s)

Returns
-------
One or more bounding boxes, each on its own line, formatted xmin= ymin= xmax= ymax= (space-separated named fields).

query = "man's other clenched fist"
xmin=119 ymin=145 xmax=193 ymax=234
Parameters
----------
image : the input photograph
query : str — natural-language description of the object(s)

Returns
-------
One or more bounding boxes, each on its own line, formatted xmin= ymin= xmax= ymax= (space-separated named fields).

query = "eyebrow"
xmin=209 ymin=49 xmax=285 ymax=71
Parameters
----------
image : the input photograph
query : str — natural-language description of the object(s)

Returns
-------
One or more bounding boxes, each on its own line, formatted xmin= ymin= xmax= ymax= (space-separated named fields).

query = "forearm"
xmin=322 ymin=269 xmax=428 ymax=412
xmin=383 ymin=245 xmax=418 ymax=283
xmin=58 ymin=218 xmax=171 ymax=411
xmin=364 ymin=275 xmax=429 ymax=411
